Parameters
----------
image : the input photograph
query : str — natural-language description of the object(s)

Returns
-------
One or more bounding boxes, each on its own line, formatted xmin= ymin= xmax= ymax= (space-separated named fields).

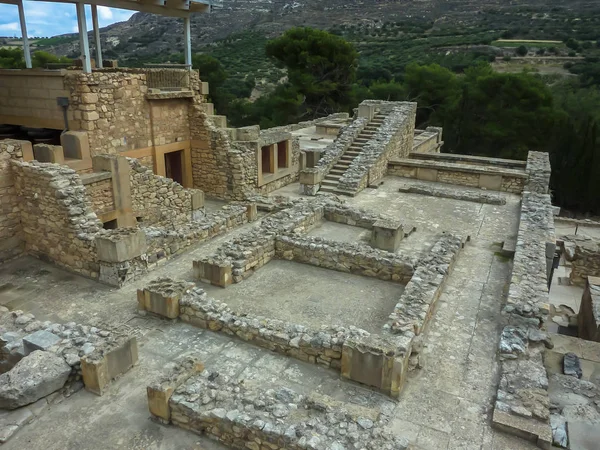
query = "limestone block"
xmin=236 ymin=126 xmax=260 ymax=142
xmin=358 ymin=104 xmax=375 ymax=121
xmin=341 ymin=335 xmax=410 ymax=398
xmin=33 ymin=144 xmax=64 ymax=164
xmin=416 ymin=167 xmax=437 ymax=182
xmin=60 ymin=131 xmax=90 ymax=160
xmin=138 ymin=278 xmax=192 ymax=319
xmin=200 ymin=81 xmax=209 ymax=95
xmin=22 ymin=330 xmax=61 ymax=354
xmin=193 ymin=260 xmax=232 ymax=287
xmin=190 ymin=190 xmax=204 ymax=210
xmin=299 ymin=170 xmax=322 ymax=185
xmin=479 ymin=174 xmax=502 ymax=190
xmin=21 ymin=141 xmax=34 ymax=161
xmin=246 ymin=203 xmax=258 ymax=222
xmin=371 ymin=218 xmax=403 ymax=252
xmin=492 ymin=409 xmax=552 ymax=449
xmin=304 ymin=150 xmax=322 ymax=169
xmin=96 ymin=230 xmax=147 ymax=263
xmin=147 ymin=358 xmax=204 ymax=422
xmin=210 ymin=114 xmax=227 ymax=128
xmin=81 ymin=336 xmax=138 ymax=396
xmin=81 ymin=93 xmax=98 ymax=104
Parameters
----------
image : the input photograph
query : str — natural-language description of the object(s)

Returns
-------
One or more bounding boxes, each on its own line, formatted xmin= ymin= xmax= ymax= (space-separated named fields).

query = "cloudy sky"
xmin=0 ymin=2 xmax=135 ymax=38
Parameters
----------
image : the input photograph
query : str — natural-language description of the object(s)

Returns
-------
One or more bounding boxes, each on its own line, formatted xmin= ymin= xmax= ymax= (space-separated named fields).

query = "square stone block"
xmin=491 ymin=409 xmax=552 ymax=449
xmin=299 ymin=169 xmax=322 ymax=185
xmin=341 ymin=334 xmax=411 ymax=398
xmin=138 ymin=278 xmax=192 ymax=319
xmin=193 ymin=260 xmax=232 ymax=287
xmin=416 ymin=167 xmax=437 ymax=182
xmin=33 ymin=144 xmax=64 ymax=164
xmin=23 ymin=330 xmax=61 ymax=354
xmin=371 ymin=218 xmax=403 ymax=252
xmin=246 ymin=203 xmax=258 ymax=222
xmin=304 ymin=150 xmax=322 ymax=169
xmin=81 ymin=336 xmax=138 ymax=396
xmin=60 ymin=131 xmax=89 ymax=160
xmin=96 ymin=230 xmax=147 ymax=263
xmin=191 ymin=190 xmax=204 ymax=210
xmin=147 ymin=358 xmax=204 ymax=422
xmin=479 ymin=174 xmax=502 ymax=190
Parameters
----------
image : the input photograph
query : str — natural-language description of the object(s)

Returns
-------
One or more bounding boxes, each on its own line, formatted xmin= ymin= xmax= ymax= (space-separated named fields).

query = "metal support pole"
xmin=76 ymin=2 xmax=92 ymax=73
xmin=91 ymin=5 xmax=103 ymax=68
xmin=17 ymin=0 xmax=31 ymax=68
xmin=183 ymin=16 xmax=192 ymax=67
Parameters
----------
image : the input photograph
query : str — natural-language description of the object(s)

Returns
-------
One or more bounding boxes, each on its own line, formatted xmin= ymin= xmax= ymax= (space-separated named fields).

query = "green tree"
xmin=266 ymin=27 xmax=358 ymax=118
xmin=516 ymin=45 xmax=528 ymax=56
xmin=192 ymin=54 xmax=233 ymax=114
xmin=0 ymin=48 xmax=25 ymax=69
xmin=31 ymin=51 xmax=70 ymax=68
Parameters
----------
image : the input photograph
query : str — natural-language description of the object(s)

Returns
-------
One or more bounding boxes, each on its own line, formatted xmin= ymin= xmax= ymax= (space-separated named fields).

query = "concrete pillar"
xmin=76 ymin=2 xmax=92 ymax=73
xmin=17 ymin=0 xmax=31 ymax=68
xmin=183 ymin=16 xmax=192 ymax=67
xmin=92 ymin=155 xmax=136 ymax=227
xmin=91 ymin=5 xmax=103 ymax=69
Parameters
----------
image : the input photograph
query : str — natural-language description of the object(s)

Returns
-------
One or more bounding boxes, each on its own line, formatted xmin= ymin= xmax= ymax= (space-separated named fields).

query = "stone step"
xmin=340 ymin=156 xmax=356 ymax=163
xmin=345 ymin=151 xmax=361 ymax=157
xmin=321 ymin=179 xmax=339 ymax=187
xmin=325 ymin=173 xmax=343 ymax=180
xmin=334 ymin=161 xmax=351 ymax=168
xmin=329 ymin=169 xmax=346 ymax=175
xmin=354 ymin=138 xmax=369 ymax=143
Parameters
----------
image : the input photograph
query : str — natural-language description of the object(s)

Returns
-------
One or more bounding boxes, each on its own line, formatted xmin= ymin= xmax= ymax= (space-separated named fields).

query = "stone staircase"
xmin=320 ymin=113 xmax=385 ymax=195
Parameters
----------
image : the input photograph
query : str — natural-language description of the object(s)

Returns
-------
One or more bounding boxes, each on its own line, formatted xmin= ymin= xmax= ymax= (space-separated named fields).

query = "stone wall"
xmin=559 ymin=235 xmax=600 ymax=285
xmin=491 ymin=151 xmax=555 ymax=448
xmin=11 ymin=160 xmax=102 ymax=278
xmin=0 ymin=140 xmax=27 ymax=262
xmin=412 ymin=127 xmax=442 ymax=154
xmin=387 ymin=158 xmax=527 ymax=194
xmin=128 ymin=158 xmax=200 ymax=225
xmin=0 ymin=70 xmax=70 ymax=130
xmin=63 ymin=69 xmax=203 ymax=157
xmin=83 ymin=175 xmax=114 ymax=217
xmin=578 ymin=277 xmax=600 ymax=342
xmin=337 ymin=101 xmax=416 ymax=193
xmin=164 ymin=362 xmax=409 ymax=450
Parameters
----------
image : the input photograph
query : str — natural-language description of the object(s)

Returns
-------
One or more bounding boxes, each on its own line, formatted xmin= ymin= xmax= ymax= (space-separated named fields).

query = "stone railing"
xmin=337 ymin=102 xmax=416 ymax=194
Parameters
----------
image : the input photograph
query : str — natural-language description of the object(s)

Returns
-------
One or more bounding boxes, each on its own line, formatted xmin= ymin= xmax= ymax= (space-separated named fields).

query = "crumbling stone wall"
xmin=337 ymin=101 xmax=417 ymax=193
xmin=11 ymin=160 xmax=101 ymax=278
xmin=84 ymin=177 xmax=114 ymax=216
xmin=0 ymin=140 xmax=26 ymax=262
xmin=559 ymin=235 xmax=600 ymax=285
xmin=128 ymin=158 xmax=199 ymax=225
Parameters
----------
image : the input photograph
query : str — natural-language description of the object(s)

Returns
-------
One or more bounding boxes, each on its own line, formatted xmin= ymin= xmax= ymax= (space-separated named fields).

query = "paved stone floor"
xmin=0 ymin=178 xmax=541 ymax=450
xmin=202 ymin=259 xmax=404 ymax=333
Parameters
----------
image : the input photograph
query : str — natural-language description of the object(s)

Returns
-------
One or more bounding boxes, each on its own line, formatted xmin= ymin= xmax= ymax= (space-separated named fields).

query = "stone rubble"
xmin=168 ymin=368 xmax=409 ymax=450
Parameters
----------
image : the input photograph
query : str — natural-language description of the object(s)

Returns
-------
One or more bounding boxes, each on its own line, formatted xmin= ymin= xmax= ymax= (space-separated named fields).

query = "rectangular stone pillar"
xmin=371 ymin=218 xmax=403 ymax=252
xmin=246 ymin=203 xmax=258 ymax=222
xmin=147 ymin=358 xmax=204 ymax=423
xmin=60 ymin=131 xmax=90 ymax=160
xmin=95 ymin=229 xmax=147 ymax=263
xmin=358 ymin=104 xmax=376 ymax=121
xmin=81 ymin=336 xmax=138 ymax=395
xmin=33 ymin=143 xmax=64 ymax=164
xmin=193 ymin=260 xmax=232 ymax=287
xmin=92 ymin=155 xmax=136 ymax=227
xmin=137 ymin=278 xmax=192 ymax=319
xmin=341 ymin=334 xmax=411 ymax=398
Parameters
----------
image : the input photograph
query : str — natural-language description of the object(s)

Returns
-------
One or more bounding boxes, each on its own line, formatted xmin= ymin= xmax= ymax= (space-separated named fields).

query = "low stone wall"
xmin=412 ymin=127 xmax=442 ymax=154
xmin=337 ymin=102 xmax=417 ymax=194
xmin=491 ymin=152 xmax=555 ymax=448
xmin=129 ymin=158 xmax=202 ymax=225
xmin=163 ymin=362 xmax=409 ymax=450
xmin=388 ymin=158 xmax=527 ymax=194
xmin=409 ymin=152 xmax=526 ymax=170
xmin=0 ymin=140 xmax=28 ymax=262
xmin=397 ymin=181 xmax=507 ymax=205
xmin=275 ymin=235 xmax=415 ymax=284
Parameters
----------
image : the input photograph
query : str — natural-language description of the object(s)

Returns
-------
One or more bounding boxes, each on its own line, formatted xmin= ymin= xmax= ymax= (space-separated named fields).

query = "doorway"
xmin=164 ymin=150 xmax=184 ymax=185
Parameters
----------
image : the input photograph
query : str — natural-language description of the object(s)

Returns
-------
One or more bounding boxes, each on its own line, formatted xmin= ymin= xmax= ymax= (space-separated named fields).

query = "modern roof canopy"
xmin=1 ymin=0 xmax=211 ymax=72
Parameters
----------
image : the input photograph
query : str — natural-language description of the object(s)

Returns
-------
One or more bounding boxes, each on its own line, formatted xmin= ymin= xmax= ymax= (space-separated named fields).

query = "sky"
xmin=0 ymin=2 xmax=135 ymax=38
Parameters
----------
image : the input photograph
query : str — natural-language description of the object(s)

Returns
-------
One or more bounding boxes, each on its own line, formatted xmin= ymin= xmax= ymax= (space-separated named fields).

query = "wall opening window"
xmin=103 ymin=219 xmax=118 ymax=229
xmin=261 ymin=145 xmax=274 ymax=174
xmin=277 ymin=141 xmax=288 ymax=169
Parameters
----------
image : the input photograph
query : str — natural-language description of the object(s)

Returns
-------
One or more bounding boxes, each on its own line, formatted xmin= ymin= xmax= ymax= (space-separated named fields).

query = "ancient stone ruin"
xmin=0 ymin=65 xmax=592 ymax=450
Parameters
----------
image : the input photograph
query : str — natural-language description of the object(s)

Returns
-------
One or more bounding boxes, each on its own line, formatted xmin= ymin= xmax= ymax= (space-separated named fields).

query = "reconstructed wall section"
xmin=0 ymin=140 xmax=29 ymax=262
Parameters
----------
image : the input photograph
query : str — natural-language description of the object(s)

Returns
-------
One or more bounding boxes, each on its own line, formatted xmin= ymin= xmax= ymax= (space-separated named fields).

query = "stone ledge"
xmin=388 ymin=158 xmax=528 ymax=178
xmin=146 ymin=90 xmax=194 ymax=100
xmin=409 ymin=151 xmax=527 ymax=169
xmin=492 ymin=409 xmax=552 ymax=449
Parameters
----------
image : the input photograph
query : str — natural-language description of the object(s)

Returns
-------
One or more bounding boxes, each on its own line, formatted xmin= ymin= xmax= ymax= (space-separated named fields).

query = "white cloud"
xmin=98 ymin=6 xmax=113 ymax=20
xmin=0 ymin=22 xmax=19 ymax=32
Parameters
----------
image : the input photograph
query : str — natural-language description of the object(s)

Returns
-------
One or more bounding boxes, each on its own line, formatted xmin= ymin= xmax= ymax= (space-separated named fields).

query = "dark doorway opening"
xmin=165 ymin=150 xmax=184 ymax=185
xmin=103 ymin=219 xmax=118 ymax=229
